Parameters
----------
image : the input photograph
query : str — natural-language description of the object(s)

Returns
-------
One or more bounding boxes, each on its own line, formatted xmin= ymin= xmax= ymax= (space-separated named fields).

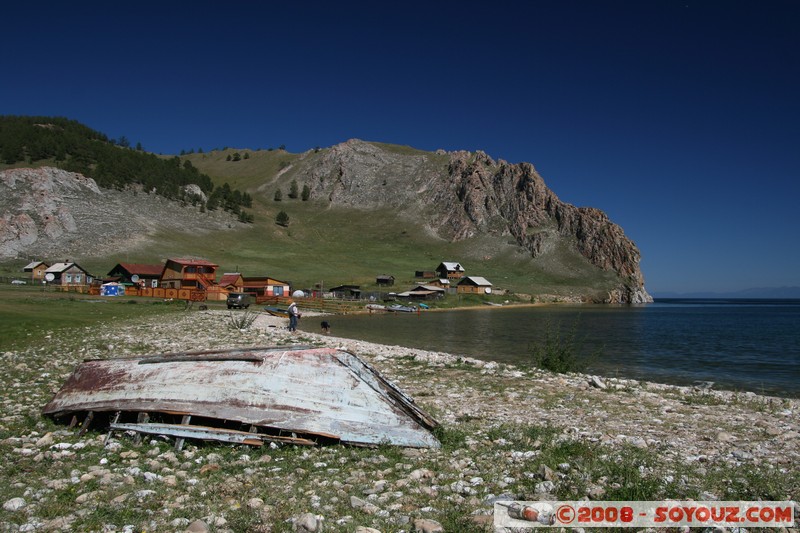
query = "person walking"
xmin=287 ymin=300 xmax=301 ymax=332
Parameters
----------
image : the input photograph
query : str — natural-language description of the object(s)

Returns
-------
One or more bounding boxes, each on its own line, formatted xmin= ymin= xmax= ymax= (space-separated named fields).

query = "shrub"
xmin=276 ymin=211 xmax=289 ymax=227
xmin=226 ymin=310 xmax=258 ymax=330
xmin=529 ymin=317 xmax=596 ymax=374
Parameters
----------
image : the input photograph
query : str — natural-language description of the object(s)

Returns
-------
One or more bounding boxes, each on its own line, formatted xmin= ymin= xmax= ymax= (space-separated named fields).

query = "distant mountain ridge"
xmin=653 ymin=287 xmax=800 ymax=299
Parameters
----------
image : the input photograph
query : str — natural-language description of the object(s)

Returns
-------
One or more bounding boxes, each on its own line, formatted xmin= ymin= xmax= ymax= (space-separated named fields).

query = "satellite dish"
xmin=45 ymin=273 xmax=55 ymax=282
xmin=131 ymin=275 xmax=140 ymax=283
xmin=292 ymin=290 xmax=305 ymax=298
xmin=484 ymin=287 xmax=492 ymax=294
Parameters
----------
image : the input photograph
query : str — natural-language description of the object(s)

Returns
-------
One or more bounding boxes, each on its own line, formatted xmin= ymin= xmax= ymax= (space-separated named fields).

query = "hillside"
xmin=183 ymin=140 xmax=652 ymax=303
xmin=0 ymin=118 xmax=652 ymax=302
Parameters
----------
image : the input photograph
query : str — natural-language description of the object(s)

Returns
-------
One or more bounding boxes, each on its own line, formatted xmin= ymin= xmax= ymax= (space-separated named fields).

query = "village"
xmin=14 ymin=259 xmax=499 ymax=308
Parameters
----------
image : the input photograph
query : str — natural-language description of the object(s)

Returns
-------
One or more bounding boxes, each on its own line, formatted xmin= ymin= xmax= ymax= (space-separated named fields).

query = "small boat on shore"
xmin=264 ymin=306 xmax=289 ymax=318
xmin=386 ymin=304 xmax=417 ymax=313
xmin=42 ymin=346 xmax=441 ymax=448
xmin=365 ymin=303 xmax=387 ymax=312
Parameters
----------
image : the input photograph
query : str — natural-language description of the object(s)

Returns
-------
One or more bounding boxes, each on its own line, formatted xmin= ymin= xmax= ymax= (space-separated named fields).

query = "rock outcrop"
xmin=293 ymin=140 xmax=651 ymax=303
xmin=0 ymin=167 xmax=240 ymax=261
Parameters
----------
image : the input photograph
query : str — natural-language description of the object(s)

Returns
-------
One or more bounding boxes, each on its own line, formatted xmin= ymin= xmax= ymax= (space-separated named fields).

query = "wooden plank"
xmin=174 ymin=415 xmax=191 ymax=451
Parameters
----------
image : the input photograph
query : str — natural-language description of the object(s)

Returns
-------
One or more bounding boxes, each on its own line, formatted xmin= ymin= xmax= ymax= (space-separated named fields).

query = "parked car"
xmin=11 ymin=279 xmax=26 ymax=285
xmin=226 ymin=292 xmax=251 ymax=309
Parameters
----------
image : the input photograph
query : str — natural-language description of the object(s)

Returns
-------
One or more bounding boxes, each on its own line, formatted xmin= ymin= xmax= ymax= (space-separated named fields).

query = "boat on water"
xmin=264 ymin=306 xmax=289 ymax=318
xmin=42 ymin=346 xmax=440 ymax=448
xmin=386 ymin=304 xmax=417 ymax=313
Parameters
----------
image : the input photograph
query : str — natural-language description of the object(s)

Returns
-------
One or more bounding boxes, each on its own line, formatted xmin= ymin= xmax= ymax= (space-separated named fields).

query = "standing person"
xmin=288 ymin=300 xmax=301 ymax=332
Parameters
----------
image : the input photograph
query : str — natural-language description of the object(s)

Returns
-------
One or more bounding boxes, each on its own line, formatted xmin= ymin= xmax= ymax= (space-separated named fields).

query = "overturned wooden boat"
xmin=42 ymin=346 xmax=440 ymax=448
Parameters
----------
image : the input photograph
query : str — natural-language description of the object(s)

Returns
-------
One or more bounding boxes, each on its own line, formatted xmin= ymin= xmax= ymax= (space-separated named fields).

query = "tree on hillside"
xmin=301 ymin=184 xmax=311 ymax=201
xmin=276 ymin=211 xmax=289 ymax=227
xmin=274 ymin=189 xmax=283 ymax=201
xmin=288 ymin=179 xmax=299 ymax=199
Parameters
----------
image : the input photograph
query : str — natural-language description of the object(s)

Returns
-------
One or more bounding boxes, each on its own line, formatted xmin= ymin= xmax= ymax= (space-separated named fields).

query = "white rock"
xmin=3 ymin=497 xmax=26 ymax=511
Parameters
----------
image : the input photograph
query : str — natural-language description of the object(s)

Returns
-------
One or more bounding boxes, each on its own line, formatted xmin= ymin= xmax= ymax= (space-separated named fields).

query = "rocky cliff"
xmin=0 ymin=167 xmax=240 ymax=261
xmin=289 ymin=140 xmax=651 ymax=303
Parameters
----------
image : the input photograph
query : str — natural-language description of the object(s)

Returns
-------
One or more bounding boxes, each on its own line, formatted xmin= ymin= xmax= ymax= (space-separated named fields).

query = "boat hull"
xmin=42 ymin=346 xmax=440 ymax=448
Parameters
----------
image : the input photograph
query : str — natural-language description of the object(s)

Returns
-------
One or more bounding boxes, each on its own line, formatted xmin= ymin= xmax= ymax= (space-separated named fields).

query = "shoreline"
xmin=1 ymin=309 xmax=797 ymax=531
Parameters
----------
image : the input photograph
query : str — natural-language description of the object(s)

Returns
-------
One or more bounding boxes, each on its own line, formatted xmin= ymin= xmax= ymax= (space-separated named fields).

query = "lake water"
xmin=299 ymin=299 xmax=800 ymax=397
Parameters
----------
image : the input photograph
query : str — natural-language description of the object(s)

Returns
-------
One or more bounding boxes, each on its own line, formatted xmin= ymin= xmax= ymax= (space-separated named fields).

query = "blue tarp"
xmin=100 ymin=283 xmax=125 ymax=296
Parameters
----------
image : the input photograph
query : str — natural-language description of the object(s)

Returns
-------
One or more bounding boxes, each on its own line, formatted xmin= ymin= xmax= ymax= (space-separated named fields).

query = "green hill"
xmin=0 ymin=117 xmax=648 ymax=302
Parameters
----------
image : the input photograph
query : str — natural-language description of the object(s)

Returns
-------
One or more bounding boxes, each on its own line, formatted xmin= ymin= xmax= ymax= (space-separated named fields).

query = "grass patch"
xmin=0 ymin=285 xmax=183 ymax=351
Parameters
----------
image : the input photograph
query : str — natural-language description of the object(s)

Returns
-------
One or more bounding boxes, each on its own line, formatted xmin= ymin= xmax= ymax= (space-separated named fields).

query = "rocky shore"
xmin=1 ymin=309 xmax=797 ymax=532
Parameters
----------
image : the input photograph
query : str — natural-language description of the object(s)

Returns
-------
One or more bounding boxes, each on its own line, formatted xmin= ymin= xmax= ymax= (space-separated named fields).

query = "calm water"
xmin=299 ymin=299 xmax=800 ymax=397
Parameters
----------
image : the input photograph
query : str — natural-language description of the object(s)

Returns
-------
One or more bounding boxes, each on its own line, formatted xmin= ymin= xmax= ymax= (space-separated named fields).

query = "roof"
xmin=458 ymin=276 xmax=493 ymax=286
xmin=113 ymin=263 xmax=164 ymax=277
xmin=42 ymin=346 xmax=440 ymax=448
xmin=410 ymin=284 xmax=446 ymax=292
xmin=329 ymin=285 xmax=361 ymax=292
xmin=438 ymin=261 xmax=464 ymax=271
xmin=23 ymin=261 xmax=48 ymax=270
xmin=45 ymin=262 xmax=87 ymax=273
xmin=218 ymin=273 xmax=243 ymax=286
xmin=243 ymin=276 xmax=289 ymax=285
xmin=376 ymin=275 xmax=395 ymax=279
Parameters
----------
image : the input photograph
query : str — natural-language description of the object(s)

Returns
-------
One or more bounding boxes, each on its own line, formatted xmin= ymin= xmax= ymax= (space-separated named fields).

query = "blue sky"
xmin=2 ymin=1 xmax=798 ymax=294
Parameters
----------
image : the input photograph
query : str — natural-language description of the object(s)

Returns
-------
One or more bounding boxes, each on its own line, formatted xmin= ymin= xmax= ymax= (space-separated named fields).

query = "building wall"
xmin=60 ymin=266 xmax=89 ymax=286
xmin=457 ymin=284 xmax=486 ymax=294
xmin=31 ymin=265 xmax=48 ymax=281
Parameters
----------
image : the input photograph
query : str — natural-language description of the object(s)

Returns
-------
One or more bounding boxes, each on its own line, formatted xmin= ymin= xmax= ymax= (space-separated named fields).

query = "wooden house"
xmin=376 ymin=275 xmax=395 ymax=286
xmin=398 ymin=284 xmax=446 ymax=300
xmin=23 ymin=261 xmax=50 ymax=282
xmin=218 ymin=273 xmax=245 ymax=293
xmin=429 ymin=278 xmax=451 ymax=289
xmin=456 ymin=276 xmax=493 ymax=294
xmin=44 ymin=262 xmax=92 ymax=287
xmin=414 ymin=270 xmax=436 ymax=279
xmin=107 ymin=263 xmax=163 ymax=288
xmin=159 ymin=258 xmax=218 ymax=290
xmin=329 ymin=285 xmax=361 ymax=299
xmin=242 ymin=276 xmax=291 ymax=298
xmin=436 ymin=262 xmax=465 ymax=280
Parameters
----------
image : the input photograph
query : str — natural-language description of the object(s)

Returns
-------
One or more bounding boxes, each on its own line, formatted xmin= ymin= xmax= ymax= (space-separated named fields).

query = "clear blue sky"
xmin=2 ymin=1 xmax=798 ymax=294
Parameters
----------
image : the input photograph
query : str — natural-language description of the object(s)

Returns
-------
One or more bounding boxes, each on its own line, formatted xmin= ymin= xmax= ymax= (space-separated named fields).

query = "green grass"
xmin=9 ymin=196 xmax=618 ymax=300
xmin=0 ymin=285 xmax=184 ymax=351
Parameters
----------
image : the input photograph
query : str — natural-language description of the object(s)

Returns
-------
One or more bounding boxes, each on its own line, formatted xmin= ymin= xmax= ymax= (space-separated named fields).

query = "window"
xmin=75 ymin=274 xmax=82 ymax=284
xmin=65 ymin=274 xmax=72 ymax=283
xmin=274 ymin=286 xmax=284 ymax=296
